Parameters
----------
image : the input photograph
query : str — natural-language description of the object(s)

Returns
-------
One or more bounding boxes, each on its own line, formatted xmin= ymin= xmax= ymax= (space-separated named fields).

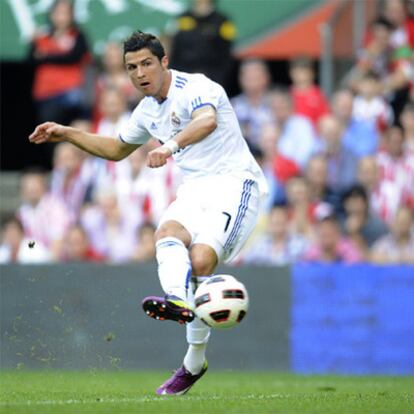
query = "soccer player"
xmin=29 ymin=31 xmax=267 ymax=395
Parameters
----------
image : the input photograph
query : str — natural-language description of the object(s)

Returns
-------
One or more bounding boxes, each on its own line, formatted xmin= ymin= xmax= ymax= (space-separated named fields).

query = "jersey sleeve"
xmin=184 ymin=77 xmax=221 ymax=116
xmin=118 ymin=107 xmax=151 ymax=145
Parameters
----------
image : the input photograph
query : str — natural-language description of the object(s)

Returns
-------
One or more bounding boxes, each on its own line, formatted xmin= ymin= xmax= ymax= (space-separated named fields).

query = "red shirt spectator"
xmin=291 ymin=85 xmax=330 ymax=128
xmin=289 ymin=56 xmax=330 ymax=128
xmin=62 ymin=224 xmax=105 ymax=262
xmin=30 ymin=28 xmax=90 ymax=100
xmin=28 ymin=0 xmax=91 ymax=130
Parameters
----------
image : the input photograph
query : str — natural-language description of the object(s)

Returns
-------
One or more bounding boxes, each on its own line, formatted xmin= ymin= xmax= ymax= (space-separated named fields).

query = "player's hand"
xmin=29 ymin=122 xmax=67 ymax=144
xmin=146 ymin=146 xmax=172 ymax=168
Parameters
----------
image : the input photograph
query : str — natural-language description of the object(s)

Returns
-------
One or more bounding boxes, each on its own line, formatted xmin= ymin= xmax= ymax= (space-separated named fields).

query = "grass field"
xmin=1 ymin=371 xmax=413 ymax=414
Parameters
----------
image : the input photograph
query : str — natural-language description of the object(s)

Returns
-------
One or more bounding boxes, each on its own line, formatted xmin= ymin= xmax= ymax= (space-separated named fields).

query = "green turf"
xmin=1 ymin=371 xmax=413 ymax=414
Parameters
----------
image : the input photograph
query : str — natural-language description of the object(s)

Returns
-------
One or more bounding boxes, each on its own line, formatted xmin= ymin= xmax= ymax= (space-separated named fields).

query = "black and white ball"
xmin=194 ymin=274 xmax=249 ymax=329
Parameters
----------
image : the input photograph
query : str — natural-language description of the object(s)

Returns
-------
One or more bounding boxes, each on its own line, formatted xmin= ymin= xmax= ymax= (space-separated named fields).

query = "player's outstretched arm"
xmin=147 ymin=106 xmax=217 ymax=168
xmin=29 ymin=122 xmax=140 ymax=161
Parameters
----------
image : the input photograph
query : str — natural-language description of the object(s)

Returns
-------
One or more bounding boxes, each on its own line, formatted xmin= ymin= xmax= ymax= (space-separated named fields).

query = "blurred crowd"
xmin=0 ymin=0 xmax=413 ymax=265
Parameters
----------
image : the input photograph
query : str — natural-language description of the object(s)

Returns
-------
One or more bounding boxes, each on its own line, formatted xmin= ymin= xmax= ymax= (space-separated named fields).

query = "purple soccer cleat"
xmin=156 ymin=361 xmax=208 ymax=395
xmin=142 ymin=294 xmax=195 ymax=325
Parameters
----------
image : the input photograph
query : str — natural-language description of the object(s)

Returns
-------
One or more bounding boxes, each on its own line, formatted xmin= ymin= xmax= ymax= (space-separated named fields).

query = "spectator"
xmin=400 ymin=101 xmax=414 ymax=153
xmin=370 ymin=206 xmax=414 ymax=264
xmin=70 ymin=118 xmax=93 ymax=134
xmin=61 ymin=223 xmax=104 ymax=262
xmin=352 ymin=71 xmax=394 ymax=132
xmin=95 ymin=42 xmax=141 ymax=119
xmin=257 ymin=123 xmax=300 ymax=208
xmin=17 ymin=168 xmax=71 ymax=259
xmin=269 ymin=87 xmax=317 ymax=169
xmin=317 ymin=115 xmax=359 ymax=191
xmin=231 ymin=59 xmax=273 ymax=147
xmin=255 ymin=124 xmax=281 ymax=209
xmin=382 ymin=0 xmax=414 ymax=50
xmin=332 ymin=89 xmax=379 ymax=157
xmin=80 ymin=186 xmax=138 ymax=263
xmin=240 ymin=205 xmax=309 ymax=266
xmin=285 ymin=176 xmax=330 ymax=238
xmin=339 ymin=185 xmax=388 ymax=257
xmin=304 ymin=154 xmax=342 ymax=212
xmin=132 ymin=222 xmax=157 ymax=262
xmin=357 ymin=156 xmax=403 ymax=224
xmin=380 ymin=0 xmax=414 ymax=116
xmin=95 ymin=87 xmax=131 ymax=136
xmin=289 ymin=55 xmax=330 ymax=128
xmin=82 ymin=87 xmax=132 ymax=204
xmin=50 ymin=142 xmax=89 ymax=220
xmin=377 ymin=125 xmax=414 ymax=207
xmin=302 ymin=215 xmax=363 ymax=264
xmin=169 ymin=0 xmax=236 ymax=88
xmin=109 ymin=146 xmax=182 ymax=228
xmin=347 ymin=16 xmax=412 ymax=116
xmin=347 ymin=18 xmax=394 ymax=90
xmin=28 ymin=0 xmax=91 ymax=126
xmin=0 ymin=216 xmax=51 ymax=264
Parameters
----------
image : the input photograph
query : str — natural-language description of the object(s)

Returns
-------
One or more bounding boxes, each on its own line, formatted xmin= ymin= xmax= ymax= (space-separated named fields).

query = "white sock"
xmin=184 ymin=344 xmax=207 ymax=374
xmin=184 ymin=276 xmax=210 ymax=374
xmin=156 ymin=237 xmax=191 ymax=300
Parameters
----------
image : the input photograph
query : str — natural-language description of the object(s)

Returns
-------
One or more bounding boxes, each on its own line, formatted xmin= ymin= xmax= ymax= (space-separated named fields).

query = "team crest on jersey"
xmin=171 ymin=112 xmax=181 ymax=127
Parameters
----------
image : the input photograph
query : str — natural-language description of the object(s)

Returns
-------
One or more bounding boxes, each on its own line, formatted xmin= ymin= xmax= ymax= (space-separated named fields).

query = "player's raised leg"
xmin=142 ymin=220 xmax=195 ymax=324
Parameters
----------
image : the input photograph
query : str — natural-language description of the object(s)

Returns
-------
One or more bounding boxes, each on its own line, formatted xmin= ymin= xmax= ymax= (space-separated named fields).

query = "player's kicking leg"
xmin=144 ymin=236 xmax=215 ymax=395
xmin=156 ymin=275 xmax=211 ymax=395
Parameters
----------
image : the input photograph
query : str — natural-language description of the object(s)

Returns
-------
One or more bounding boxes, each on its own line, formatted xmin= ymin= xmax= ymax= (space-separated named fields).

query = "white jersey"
xmin=119 ymin=69 xmax=267 ymax=196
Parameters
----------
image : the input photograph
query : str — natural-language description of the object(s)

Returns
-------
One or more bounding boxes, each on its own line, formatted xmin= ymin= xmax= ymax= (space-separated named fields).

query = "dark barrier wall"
xmin=2 ymin=263 xmax=414 ymax=373
xmin=291 ymin=264 xmax=414 ymax=374
xmin=0 ymin=264 xmax=291 ymax=371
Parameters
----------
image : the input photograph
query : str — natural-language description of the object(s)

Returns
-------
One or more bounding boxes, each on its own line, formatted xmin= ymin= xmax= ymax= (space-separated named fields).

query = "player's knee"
xmin=190 ymin=247 xmax=217 ymax=276
xmin=154 ymin=227 xmax=171 ymax=241
xmin=154 ymin=222 xmax=191 ymax=245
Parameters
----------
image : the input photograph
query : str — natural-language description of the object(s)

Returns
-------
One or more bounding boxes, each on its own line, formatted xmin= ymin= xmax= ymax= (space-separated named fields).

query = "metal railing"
xmin=319 ymin=0 xmax=370 ymax=98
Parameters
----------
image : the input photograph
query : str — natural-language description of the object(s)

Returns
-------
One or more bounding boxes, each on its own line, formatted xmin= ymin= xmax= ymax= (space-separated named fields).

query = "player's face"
xmin=124 ymin=49 xmax=169 ymax=100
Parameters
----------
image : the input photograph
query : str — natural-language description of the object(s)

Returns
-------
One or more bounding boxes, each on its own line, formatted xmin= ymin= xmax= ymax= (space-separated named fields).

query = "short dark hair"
xmin=289 ymin=55 xmax=313 ymax=71
xmin=22 ymin=166 xmax=47 ymax=177
xmin=371 ymin=17 xmax=394 ymax=31
xmin=269 ymin=85 xmax=293 ymax=105
xmin=342 ymin=184 xmax=368 ymax=204
xmin=318 ymin=213 xmax=339 ymax=225
xmin=361 ymin=70 xmax=380 ymax=82
xmin=123 ymin=31 xmax=165 ymax=61
xmin=48 ymin=0 xmax=76 ymax=32
xmin=1 ymin=215 xmax=24 ymax=232
xmin=402 ymin=101 xmax=414 ymax=114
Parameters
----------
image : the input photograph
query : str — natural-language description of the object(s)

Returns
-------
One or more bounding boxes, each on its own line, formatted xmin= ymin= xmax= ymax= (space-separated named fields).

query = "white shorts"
xmin=158 ymin=175 xmax=260 ymax=263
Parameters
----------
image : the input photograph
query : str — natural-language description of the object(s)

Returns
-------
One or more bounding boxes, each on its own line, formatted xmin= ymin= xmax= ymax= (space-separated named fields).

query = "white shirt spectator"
xmin=80 ymin=198 xmax=137 ymax=263
xmin=231 ymin=94 xmax=273 ymax=147
xmin=96 ymin=112 xmax=131 ymax=137
xmin=17 ymin=194 xmax=71 ymax=249
xmin=109 ymin=156 xmax=182 ymax=229
xmin=277 ymin=115 xmax=317 ymax=169
xmin=370 ymin=180 xmax=405 ymax=224
xmin=353 ymin=95 xmax=393 ymax=129
xmin=0 ymin=239 xmax=51 ymax=264
xmin=241 ymin=233 xmax=309 ymax=266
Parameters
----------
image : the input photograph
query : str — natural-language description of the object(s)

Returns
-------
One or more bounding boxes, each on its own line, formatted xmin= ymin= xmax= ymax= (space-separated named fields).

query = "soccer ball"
xmin=194 ymin=274 xmax=249 ymax=329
